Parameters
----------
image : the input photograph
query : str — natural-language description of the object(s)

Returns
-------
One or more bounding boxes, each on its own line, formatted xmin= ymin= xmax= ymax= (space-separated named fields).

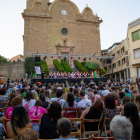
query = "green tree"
xmin=0 ymin=55 xmax=8 ymax=62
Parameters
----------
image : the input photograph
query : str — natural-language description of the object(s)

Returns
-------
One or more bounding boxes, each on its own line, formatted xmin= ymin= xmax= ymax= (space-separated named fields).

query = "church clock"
xmin=61 ymin=10 xmax=67 ymax=15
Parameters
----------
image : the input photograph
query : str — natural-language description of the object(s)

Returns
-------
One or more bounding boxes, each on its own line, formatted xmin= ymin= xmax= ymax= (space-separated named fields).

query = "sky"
xmin=0 ymin=0 xmax=140 ymax=59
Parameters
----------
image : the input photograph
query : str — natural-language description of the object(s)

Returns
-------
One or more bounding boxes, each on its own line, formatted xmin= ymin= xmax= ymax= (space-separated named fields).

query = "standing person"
xmin=39 ymin=102 xmax=62 ymax=139
xmin=22 ymin=91 xmax=36 ymax=111
xmin=29 ymin=100 xmax=47 ymax=132
xmin=129 ymin=77 xmax=132 ymax=83
xmin=6 ymin=105 xmax=33 ymax=138
xmin=41 ymin=69 xmax=44 ymax=79
xmin=120 ymin=78 xmax=123 ymax=84
xmin=78 ymin=90 xmax=92 ymax=109
xmin=135 ymin=95 xmax=140 ymax=116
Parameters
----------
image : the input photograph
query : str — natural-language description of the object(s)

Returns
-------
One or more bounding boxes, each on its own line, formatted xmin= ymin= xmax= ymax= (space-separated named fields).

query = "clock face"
xmin=62 ymin=10 xmax=67 ymax=15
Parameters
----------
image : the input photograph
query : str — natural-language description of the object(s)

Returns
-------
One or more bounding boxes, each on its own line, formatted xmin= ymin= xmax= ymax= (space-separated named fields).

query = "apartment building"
xmin=128 ymin=18 xmax=140 ymax=82
xmin=102 ymin=17 xmax=140 ymax=82
xmin=102 ymin=40 xmax=129 ymax=82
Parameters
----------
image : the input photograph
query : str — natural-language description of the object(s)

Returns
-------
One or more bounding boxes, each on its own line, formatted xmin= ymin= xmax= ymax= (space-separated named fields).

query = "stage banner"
xmin=35 ymin=66 xmax=41 ymax=74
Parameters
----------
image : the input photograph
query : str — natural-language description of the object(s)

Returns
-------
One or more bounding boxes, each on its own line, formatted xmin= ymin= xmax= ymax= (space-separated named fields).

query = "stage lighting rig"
xmin=43 ymin=56 xmax=47 ymax=60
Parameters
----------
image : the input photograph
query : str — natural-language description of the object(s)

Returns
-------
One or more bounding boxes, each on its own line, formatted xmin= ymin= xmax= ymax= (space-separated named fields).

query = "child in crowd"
xmin=57 ymin=118 xmax=77 ymax=140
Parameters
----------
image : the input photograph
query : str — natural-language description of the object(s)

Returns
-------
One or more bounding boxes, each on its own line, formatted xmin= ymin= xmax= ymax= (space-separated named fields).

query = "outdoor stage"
xmin=32 ymin=78 xmax=107 ymax=85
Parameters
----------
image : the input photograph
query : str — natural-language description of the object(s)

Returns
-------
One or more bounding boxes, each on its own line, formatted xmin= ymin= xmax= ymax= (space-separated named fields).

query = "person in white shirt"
xmin=101 ymin=86 xmax=110 ymax=97
xmin=129 ymin=77 xmax=132 ymax=83
xmin=120 ymin=78 xmax=123 ymax=83
xmin=78 ymin=90 xmax=92 ymax=109
xmin=22 ymin=91 xmax=36 ymax=111
xmin=51 ymin=89 xmax=66 ymax=109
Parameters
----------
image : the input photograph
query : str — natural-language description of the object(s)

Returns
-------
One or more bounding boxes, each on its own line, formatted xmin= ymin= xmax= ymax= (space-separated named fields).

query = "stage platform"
xmin=32 ymin=78 xmax=107 ymax=85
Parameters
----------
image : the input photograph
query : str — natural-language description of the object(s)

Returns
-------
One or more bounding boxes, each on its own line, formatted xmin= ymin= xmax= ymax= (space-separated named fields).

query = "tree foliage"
xmin=0 ymin=55 xmax=8 ymax=62
xmin=24 ymin=57 xmax=49 ymax=77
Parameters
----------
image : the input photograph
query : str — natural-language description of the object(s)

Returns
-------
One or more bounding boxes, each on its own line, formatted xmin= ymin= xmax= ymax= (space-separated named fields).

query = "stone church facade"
xmin=22 ymin=0 xmax=102 ymax=67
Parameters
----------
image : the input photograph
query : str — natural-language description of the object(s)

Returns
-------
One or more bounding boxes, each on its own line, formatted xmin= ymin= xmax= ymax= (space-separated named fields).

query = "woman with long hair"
xmin=39 ymin=93 xmax=48 ymax=109
xmin=73 ymin=88 xmax=81 ymax=103
xmin=124 ymin=103 xmax=140 ymax=139
xmin=22 ymin=91 xmax=36 ymax=111
xmin=135 ymin=95 xmax=140 ymax=116
xmin=29 ymin=100 xmax=47 ymax=132
xmin=81 ymin=99 xmax=103 ymax=131
xmin=7 ymin=92 xmax=17 ymax=107
xmin=6 ymin=105 xmax=33 ymax=138
xmin=6 ymin=96 xmax=22 ymax=119
xmin=39 ymin=101 xmax=62 ymax=139
xmin=64 ymin=93 xmax=78 ymax=118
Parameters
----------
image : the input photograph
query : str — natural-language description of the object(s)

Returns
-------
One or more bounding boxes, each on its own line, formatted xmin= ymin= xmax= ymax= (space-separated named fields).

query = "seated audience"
xmin=45 ymin=90 xmax=51 ymax=103
xmin=125 ymin=88 xmax=132 ymax=98
xmin=110 ymin=115 xmax=133 ymax=140
xmin=87 ymin=88 xmax=94 ymax=100
xmin=118 ymin=96 xmax=130 ymax=114
xmin=98 ymin=85 xmax=104 ymax=94
xmin=32 ymin=90 xmax=39 ymax=100
xmin=124 ymin=102 xmax=140 ymax=139
xmin=81 ymin=99 xmax=103 ymax=131
xmin=22 ymin=91 xmax=36 ymax=111
xmin=93 ymin=90 xmax=101 ymax=102
xmin=51 ymin=87 xmax=57 ymax=98
xmin=7 ymin=92 xmax=17 ymax=107
xmin=51 ymin=89 xmax=65 ymax=109
xmin=101 ymin=86 xmax=110 ymax=96
xmin=21 ymin=88 xmax=29 ymax=99
xmin=39 ymin=93 xmax=48 ymax=109
xmin=118 ymin=92 xmax=125 ymax=105
xmin=64 ymin=93 xmax=78 ymax=118
xmin=29 ymin=100 xmax=47 ymax=132
xmin=78 ymin=90 xmax=92 ymax=109
xmin=135 ymin=95 xmax=140 ymax=116
xmin=57 ymin=118 xmax=75 ymax=140
xmin=6 ymin=96 xmax=22 ymax=119
xmin=5 ymin=83 xmax=16 ymax=97
xmin=39 ymin=101 xmax=62 ymax=139
xmin=103 ymin=95 xmax=119 ymax=130
xmin=0 ymin=123 xmax=6 ymax=140
xmin=0 ymin=88 xmax=8 ymax=108
xmin=6 ymin=105 xmax=33 ymax=138
xmin=14 ymin=128 xmax=39 ymax=140
xmin=73 ymin=88 xmax=81 ymax=103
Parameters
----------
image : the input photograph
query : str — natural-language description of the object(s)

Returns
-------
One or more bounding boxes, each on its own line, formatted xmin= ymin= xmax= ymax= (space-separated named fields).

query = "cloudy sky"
xmin=0 ymin=0 xmax=140 ymax=59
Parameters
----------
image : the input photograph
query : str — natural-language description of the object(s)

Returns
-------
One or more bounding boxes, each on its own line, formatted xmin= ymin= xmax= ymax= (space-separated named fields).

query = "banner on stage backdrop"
xmin=35 ymin=66 xmax=41 ymax=74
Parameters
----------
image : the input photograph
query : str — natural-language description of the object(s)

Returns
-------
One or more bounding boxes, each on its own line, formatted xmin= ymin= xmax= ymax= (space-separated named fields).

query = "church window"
xmin=61 ymin=28 xmax=68 ymax=35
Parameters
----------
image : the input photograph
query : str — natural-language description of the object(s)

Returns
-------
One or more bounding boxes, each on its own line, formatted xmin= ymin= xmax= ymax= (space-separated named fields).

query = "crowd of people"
xmin=0 ymin=78 xmax=140 ymax=140
xmin=49 ymin=71 xmax=92 ymax=79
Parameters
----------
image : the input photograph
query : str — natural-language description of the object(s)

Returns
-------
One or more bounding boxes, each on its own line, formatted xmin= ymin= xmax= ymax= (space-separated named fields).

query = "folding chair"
xmin=100 ymin=118 xmax=112 ymax=137
xmin=93 ymin=137 xmax=114 ymax=140
xmin=64 ymin=108 xmax=79 ymax=118
xmin=83 ymin=118 xmax=102 ymax=138
xmin=68 ymin=118 xmax=83 ymax=138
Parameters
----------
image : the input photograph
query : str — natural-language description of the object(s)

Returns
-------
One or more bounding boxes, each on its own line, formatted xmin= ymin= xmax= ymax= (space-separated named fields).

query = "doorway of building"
xmin=61 ymin=53 xmax=69 ymax=65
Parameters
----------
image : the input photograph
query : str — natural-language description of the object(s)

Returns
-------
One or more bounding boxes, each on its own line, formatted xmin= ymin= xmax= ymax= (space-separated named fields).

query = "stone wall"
xmin=0 ymin=62 xmax=25 ymax=82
